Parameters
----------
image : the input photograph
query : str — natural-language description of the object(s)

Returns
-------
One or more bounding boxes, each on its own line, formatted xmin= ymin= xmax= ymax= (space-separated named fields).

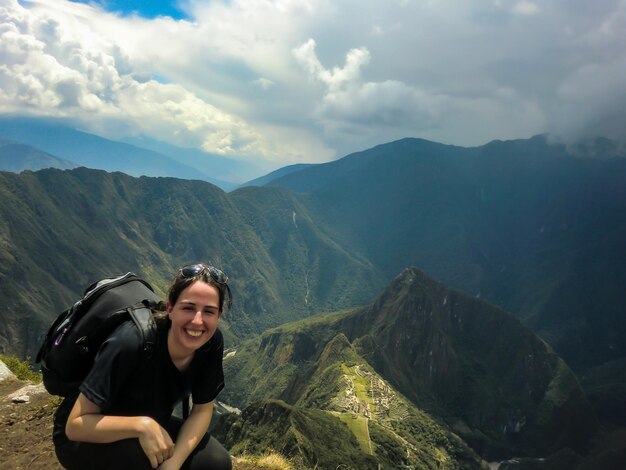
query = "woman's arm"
xmin=158 ymin=401 xmax=214 ymax=470
xmin=66 ymin=392 xmax=174 ymax=469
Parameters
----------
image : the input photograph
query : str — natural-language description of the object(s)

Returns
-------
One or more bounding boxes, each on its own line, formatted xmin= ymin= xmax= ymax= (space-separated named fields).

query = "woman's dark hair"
xmin=167 ymin=265 xmax=232 ymax=312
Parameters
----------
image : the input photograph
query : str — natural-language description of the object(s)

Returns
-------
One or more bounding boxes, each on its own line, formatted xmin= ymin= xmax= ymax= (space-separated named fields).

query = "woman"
xmin=53 ymin=263 xmax=233 ymax=470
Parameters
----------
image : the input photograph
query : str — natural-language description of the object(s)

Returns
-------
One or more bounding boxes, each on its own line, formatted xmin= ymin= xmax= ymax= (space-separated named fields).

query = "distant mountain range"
xmin=0 ymin=139 xmax=78 ymax=172
xmin=0 ymin=116 xmax=266 ymax=190
xmin=121 ymin=134 xmax=268 ymax=186
xmin=1 ymin=130 xmax=625 ymax=467
xmin=241 ymin=163 xmax=313 ymax=187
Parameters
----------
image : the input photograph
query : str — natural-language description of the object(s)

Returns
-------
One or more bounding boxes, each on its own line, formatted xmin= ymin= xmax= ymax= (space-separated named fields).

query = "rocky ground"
xmin=0 ymin=377 xmax=61 ymax=469
xmin=0 ymin=376 xmax=268 ymax=470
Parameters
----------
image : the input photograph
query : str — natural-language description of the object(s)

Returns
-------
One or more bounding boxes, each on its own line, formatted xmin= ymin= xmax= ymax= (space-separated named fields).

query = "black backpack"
xmin=36 ymin=272 xmax=162 ymax=397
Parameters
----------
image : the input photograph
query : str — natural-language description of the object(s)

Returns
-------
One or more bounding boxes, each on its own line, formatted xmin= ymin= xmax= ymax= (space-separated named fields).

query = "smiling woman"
xmin=53 ymin=263 xmax=233 ymax=470
xmin=167 ymin=280 xmax=222 ymax=371
xmin=69 ymin=0 xmax=188 ymax=19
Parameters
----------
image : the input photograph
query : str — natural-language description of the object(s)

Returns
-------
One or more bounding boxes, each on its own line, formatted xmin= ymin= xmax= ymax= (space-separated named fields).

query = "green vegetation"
xmin=581 ymin=359 xmax=626 ymax=426
xmin=267 ymin=136 xmax=626 ymax=374
xmin=4 ymin=137 xmax=626 ymax=375
xmin=333 ymin=413 xmax=371 ymax=455
xmin=215 ymin=400 xmax=378 ymax=469
xmin=219 ymin=306 xmax=489 ymax=468
xmin=537 ymin=359 xmax=578 ymax=425
xmin=367 ymin=422 xmax=408 ymax=467
xmin=234 ymin=451 xmax=295 ymax=469
xmin=220 ymin=267 xmax=598 ymax=465
xmin=0 ymin=354 xmax=41 ymax=383
xmin=0 ymin=168 xmax=381 ymax=360
xmin=3 ymin=136 xmax=626 ymax=374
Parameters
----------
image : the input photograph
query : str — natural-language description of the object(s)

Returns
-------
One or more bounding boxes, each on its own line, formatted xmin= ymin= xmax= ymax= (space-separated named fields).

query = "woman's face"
xmin=167 ymin=280 xmax=221 ymax=358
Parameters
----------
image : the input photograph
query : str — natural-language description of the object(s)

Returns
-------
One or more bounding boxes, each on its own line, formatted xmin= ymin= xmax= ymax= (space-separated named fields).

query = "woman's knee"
xmin=186 ymin=436 xmax=232 ymax=470
xmin=55 ymin=438 xmax=152 ymax=470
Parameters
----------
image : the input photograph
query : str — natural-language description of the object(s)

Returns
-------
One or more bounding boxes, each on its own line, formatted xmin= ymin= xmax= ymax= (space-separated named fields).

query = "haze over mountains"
xmin=0 ymin=118 xmax=625 ymax=467
xmin=0 ymin=116 xmax=265 ymax=190
xmin=0 ymin=139 xmax=77 ymax=173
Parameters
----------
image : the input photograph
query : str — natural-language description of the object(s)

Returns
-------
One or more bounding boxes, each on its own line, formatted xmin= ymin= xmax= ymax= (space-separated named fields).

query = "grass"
xmin=234 ymin=451 xmax=294 ymax=469
xmin=0 ymin=354 xmax=42 ymax=383
xmin=334 ymin=412 xmax=372 ymax=455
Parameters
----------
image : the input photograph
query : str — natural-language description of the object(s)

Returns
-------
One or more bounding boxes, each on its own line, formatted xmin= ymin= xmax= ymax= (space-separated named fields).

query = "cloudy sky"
xmin=1 ymin=0 xmax=625 ymax=170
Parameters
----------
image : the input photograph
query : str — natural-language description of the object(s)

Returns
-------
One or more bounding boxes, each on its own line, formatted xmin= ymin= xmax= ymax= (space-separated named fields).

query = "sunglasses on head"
xmin=179 ymin=263 xmax=232 ymax=309
xmin=179 ymin=264 xmax=229 ymax=284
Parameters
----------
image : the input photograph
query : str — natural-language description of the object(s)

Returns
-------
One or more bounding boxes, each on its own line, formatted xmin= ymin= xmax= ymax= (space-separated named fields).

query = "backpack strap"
xmin=127 ymin=303 xmax=191 ymax=419
xmin=126 ymin=305 xmax=158 ymax=358
xmin=182 ymin=394 xmax=190 ymax=419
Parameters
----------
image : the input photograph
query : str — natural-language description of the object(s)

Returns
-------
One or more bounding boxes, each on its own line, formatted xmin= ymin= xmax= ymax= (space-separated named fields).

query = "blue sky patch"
xmin=69 ymin=0 xmax=188 ymax=20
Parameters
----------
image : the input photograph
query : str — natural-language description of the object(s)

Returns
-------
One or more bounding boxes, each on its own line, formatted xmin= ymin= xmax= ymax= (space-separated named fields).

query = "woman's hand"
xmin=137 ymin=417 xmax=175 ymax=469
xmin=66 ymin=394 xmax=176 ymax=468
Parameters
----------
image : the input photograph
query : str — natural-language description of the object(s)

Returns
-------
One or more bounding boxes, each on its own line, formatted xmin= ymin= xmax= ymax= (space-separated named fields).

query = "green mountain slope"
xmin=265 ymin=136 xmax=626 ymax=372
xmin=0 ymin=167 xmax=379 ymax=358
xmin=0 ymin=135 xmax=623 ymax=466
xmin=219 ymin=327 xmax=486 ymax=469
xmin=240 ymin=163 xmax=312 ymax=188
xmin=230 ymin=186 xmax=378 ymax=317
xmin=220 ymin=268 xmax=597 ymax=463
xmin=215 ymin=400 xmax=381 ymax=469
xmin=3 ymin=134 xmax=625 ymax=373
xmin=338 ymin=268 xmax=597 ymax=458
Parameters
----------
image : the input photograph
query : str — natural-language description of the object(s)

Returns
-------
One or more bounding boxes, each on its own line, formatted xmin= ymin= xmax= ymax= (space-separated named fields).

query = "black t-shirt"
xmin=53 ymin=321 xmax=224 ymax=444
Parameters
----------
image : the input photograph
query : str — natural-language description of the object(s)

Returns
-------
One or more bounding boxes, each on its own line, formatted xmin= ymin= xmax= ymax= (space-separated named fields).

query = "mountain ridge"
xmin=339 ymin=268 xmax=597 ymax=456
xmin=219 ymin=267 xmax=600 ymax=466
xmin=0 ymin=167 xmax=382 ymax=358
xmin=262 ymin=135 xmax=626 ymax=372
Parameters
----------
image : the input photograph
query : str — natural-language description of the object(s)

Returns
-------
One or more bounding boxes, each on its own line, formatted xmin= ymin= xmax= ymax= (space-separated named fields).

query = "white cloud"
xmin=0 ymin=0 xmax=308 ymax=161
xmin=291 ymin=32 xmax=548 ymax=151
xmin=0 ymin=0 xmax=625 ymax=168
xmin=293 ymin=39 xmax=370 ymax=91
xmin=293 ymin=40 xmax=436 ymax=128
